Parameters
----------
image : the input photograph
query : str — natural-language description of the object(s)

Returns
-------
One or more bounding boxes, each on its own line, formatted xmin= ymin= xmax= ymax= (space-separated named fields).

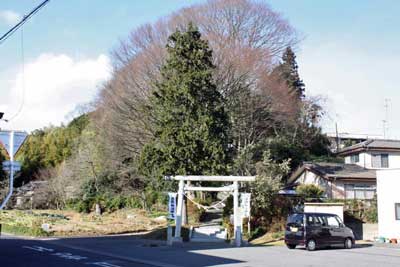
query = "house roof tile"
xmin=337 ymin=139 xmax=400 ymax=156
xmin=288 ymin=162 xmax=376 ymax=184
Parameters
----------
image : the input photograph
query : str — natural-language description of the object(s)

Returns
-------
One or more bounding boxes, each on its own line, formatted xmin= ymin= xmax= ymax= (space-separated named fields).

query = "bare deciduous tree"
xmin=95 ymin=0 xmax=300 ymax=163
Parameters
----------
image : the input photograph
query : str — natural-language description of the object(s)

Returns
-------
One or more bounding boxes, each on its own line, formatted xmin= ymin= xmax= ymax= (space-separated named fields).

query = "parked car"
xmin=284 ymin=212 xmax=355 ymax=251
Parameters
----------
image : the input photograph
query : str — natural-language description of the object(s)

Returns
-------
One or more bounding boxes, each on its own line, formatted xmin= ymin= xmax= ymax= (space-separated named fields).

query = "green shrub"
xmin=249 ymin=227 xmax=266 ymax=240
xmin=296 ymin=184 xmax=325 ymax=199
xmin=66 ymin=195 xmax=149 ymax=213
xmin=105 ymin=196 xmax=126 ymax=212
xmin=365 ymin=199 xmax=378 ymax=223
xmin=65 ymin=198 xmax=94 ymax=213
xmin=271 ymin=231 xmax=284 ymax=239
xmin=125 ymin=196 xmax=143 ymax=209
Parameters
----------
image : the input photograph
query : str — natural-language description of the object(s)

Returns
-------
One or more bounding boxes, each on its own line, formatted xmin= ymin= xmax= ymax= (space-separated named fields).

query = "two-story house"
xmin=288 ymin=139 xmax=400 ymax=200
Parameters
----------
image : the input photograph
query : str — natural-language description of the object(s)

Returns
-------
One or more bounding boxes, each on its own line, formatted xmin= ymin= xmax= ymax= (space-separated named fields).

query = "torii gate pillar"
xmin=174 ymin=179 xmax=185 ymax=241
xmin=233 ymin=181 xmax=241 ymax=247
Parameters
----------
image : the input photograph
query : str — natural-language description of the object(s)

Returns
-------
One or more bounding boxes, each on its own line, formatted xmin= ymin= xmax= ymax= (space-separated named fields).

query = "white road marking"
xmin=22 ymin=245 xmax=122 ymax=266
xmin=22 ymin=246 xmax=54 ymax=252
xmin=85 ymin=262 xmax=122 ymax=267
xmin=52 ymin=252 xmax=88 ymax=261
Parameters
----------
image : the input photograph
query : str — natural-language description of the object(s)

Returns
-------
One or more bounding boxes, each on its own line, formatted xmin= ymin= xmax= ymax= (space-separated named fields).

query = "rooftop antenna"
xmin=383 ymin=98 xmax=390 ymax=139
xmin=335 ymin=122 xmax=339 ymax=152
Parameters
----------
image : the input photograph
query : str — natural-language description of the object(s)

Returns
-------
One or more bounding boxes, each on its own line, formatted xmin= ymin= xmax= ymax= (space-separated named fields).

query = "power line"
xmin=7 ymin=27 xmax=26 ymax=122
xmin=1 ymin=0 xmax=51 ymax=122
xmin=0 ymin=0 xmax=50 ymax=46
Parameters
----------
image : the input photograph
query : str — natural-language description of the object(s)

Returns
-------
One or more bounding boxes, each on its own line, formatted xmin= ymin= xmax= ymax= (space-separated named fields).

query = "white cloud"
xmin=298 ymin=42 xmax=400 ymax=139
xmin=0 ymin=53 xmax=111 ymax=131
xmin=0 ymin=10 xmax=21 ymax=26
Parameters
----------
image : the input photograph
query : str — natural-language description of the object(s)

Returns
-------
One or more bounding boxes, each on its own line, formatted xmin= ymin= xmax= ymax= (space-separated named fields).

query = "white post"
xmin=174 ymin=179 xmax=184 ymax=241
xmin=233 ymin=181 xmax=241 ymax=247
xmin=248 ymin=195 xmax=251 ymax=236
xmin=0 ymin=131 xmax=14 ymax=210
xmin=167 ymin=225 xmax=173 ymax=246
xmin=248 ymin=217 xmax=251 ymax=237
xmin=182 ymin=197 xmax=187 ymax=225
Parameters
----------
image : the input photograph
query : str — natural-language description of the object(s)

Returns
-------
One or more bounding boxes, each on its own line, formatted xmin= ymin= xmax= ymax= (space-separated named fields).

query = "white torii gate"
xmin=166 ymin=175 xmax=255 ymax=247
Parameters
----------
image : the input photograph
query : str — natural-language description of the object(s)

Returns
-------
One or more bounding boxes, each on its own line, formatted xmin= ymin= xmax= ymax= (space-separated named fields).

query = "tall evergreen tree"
xmin=139 ymin=23 xmax=230 ymax=178
xmin=274 ymin=47 xmax=305 ymax=98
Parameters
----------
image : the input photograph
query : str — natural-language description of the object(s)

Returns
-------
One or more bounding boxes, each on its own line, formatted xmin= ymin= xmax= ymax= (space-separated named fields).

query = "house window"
xmin=371 ymin=154 xmax=389 ymax=168
xmin=345 ymin=184 xmax=376 ymax=200
xmin=350 ymin=154 xmax=359 ymax=163
xmin=345 ymin=184 xmax=355 ymax=199
xmin=396 ymin=204 xmax=400 ymax=220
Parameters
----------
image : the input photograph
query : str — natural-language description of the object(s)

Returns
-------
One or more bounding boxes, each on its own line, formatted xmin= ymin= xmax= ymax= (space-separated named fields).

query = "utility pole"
xmin=0 ymin=131 xmax=14 ymax=210
xmin=335 ymin=122 xmax=339 ymax=152
xmin=0 ymin=129 xmax=28 ymax=210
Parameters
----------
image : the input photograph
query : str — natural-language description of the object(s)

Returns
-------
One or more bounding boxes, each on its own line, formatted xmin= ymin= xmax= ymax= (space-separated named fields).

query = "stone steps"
xmin=190 ymin=224 xmax=227 ymax=242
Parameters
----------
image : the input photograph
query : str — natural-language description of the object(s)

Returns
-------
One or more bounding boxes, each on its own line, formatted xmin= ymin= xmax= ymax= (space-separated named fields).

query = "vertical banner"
xmin=168 ymin=193 xmax=177 ymax=220
xmin=240 ymin=193 xmax=251 ymax=217
xmin=240 ymin=193 xmax=251 ymax=235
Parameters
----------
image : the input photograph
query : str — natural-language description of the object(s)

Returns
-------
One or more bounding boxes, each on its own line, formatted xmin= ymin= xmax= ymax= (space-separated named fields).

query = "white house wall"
xmin=332 ymin=181 xmax=345 ymax=199
xmin=345 ymin=151 xmax=400 ymax=169
xmin=295 ymin=171 xmax=332 ymax=198
xmin=376 ymin=169 xmax=400 ymax=238
xmin=387 ymin=152 xmax=400 ymax=169
xmin=345 ymin=152 xmax=367 ymax=167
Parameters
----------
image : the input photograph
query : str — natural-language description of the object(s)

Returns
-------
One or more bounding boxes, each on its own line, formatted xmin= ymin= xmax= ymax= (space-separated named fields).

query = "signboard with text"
xmin=240 ymin=193 xmax=251 ymax=218
xmin=2 ymin=161 xmax=21 ymax=172
xmin=168 ymin=193 xmax=177 ymax=220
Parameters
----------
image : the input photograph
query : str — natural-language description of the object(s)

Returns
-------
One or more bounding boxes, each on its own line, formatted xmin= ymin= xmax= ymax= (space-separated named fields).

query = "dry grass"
xmin=250 ymin=232 xmax=285 ymax=246
xmin=0 ymin=209 xmax=167 ymax=237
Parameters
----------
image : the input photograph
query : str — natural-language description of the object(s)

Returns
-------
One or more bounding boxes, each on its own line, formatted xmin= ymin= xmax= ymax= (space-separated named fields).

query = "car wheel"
xmin=344 ymin=238 xmax=353 ymax=249
xmin=307 ymin=239 xmax=317 ymax=251
xmin=286 ymin=244 xmax=296 ymax=249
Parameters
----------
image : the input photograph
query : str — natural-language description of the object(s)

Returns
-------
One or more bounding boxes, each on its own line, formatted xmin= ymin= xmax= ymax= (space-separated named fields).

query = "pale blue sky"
xmin=1 ymin=0 xmax=400 ymax=137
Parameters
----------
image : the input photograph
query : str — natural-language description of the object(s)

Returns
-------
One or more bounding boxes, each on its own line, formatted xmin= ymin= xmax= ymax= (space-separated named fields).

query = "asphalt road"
xmin=0 ymin=237 xmax=153 ymax=267
xmin=194 ymin=244 xmax=400 ymax=267
xmin=2 ymin=235 xmax=400 ymax=267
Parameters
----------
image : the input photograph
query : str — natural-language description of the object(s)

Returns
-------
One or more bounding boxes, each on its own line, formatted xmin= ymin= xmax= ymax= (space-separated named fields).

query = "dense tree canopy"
xmin=16 ymin=114 xmax=89 ymax=186
xmin=139 ymin=24 xmax=230 ymax=178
